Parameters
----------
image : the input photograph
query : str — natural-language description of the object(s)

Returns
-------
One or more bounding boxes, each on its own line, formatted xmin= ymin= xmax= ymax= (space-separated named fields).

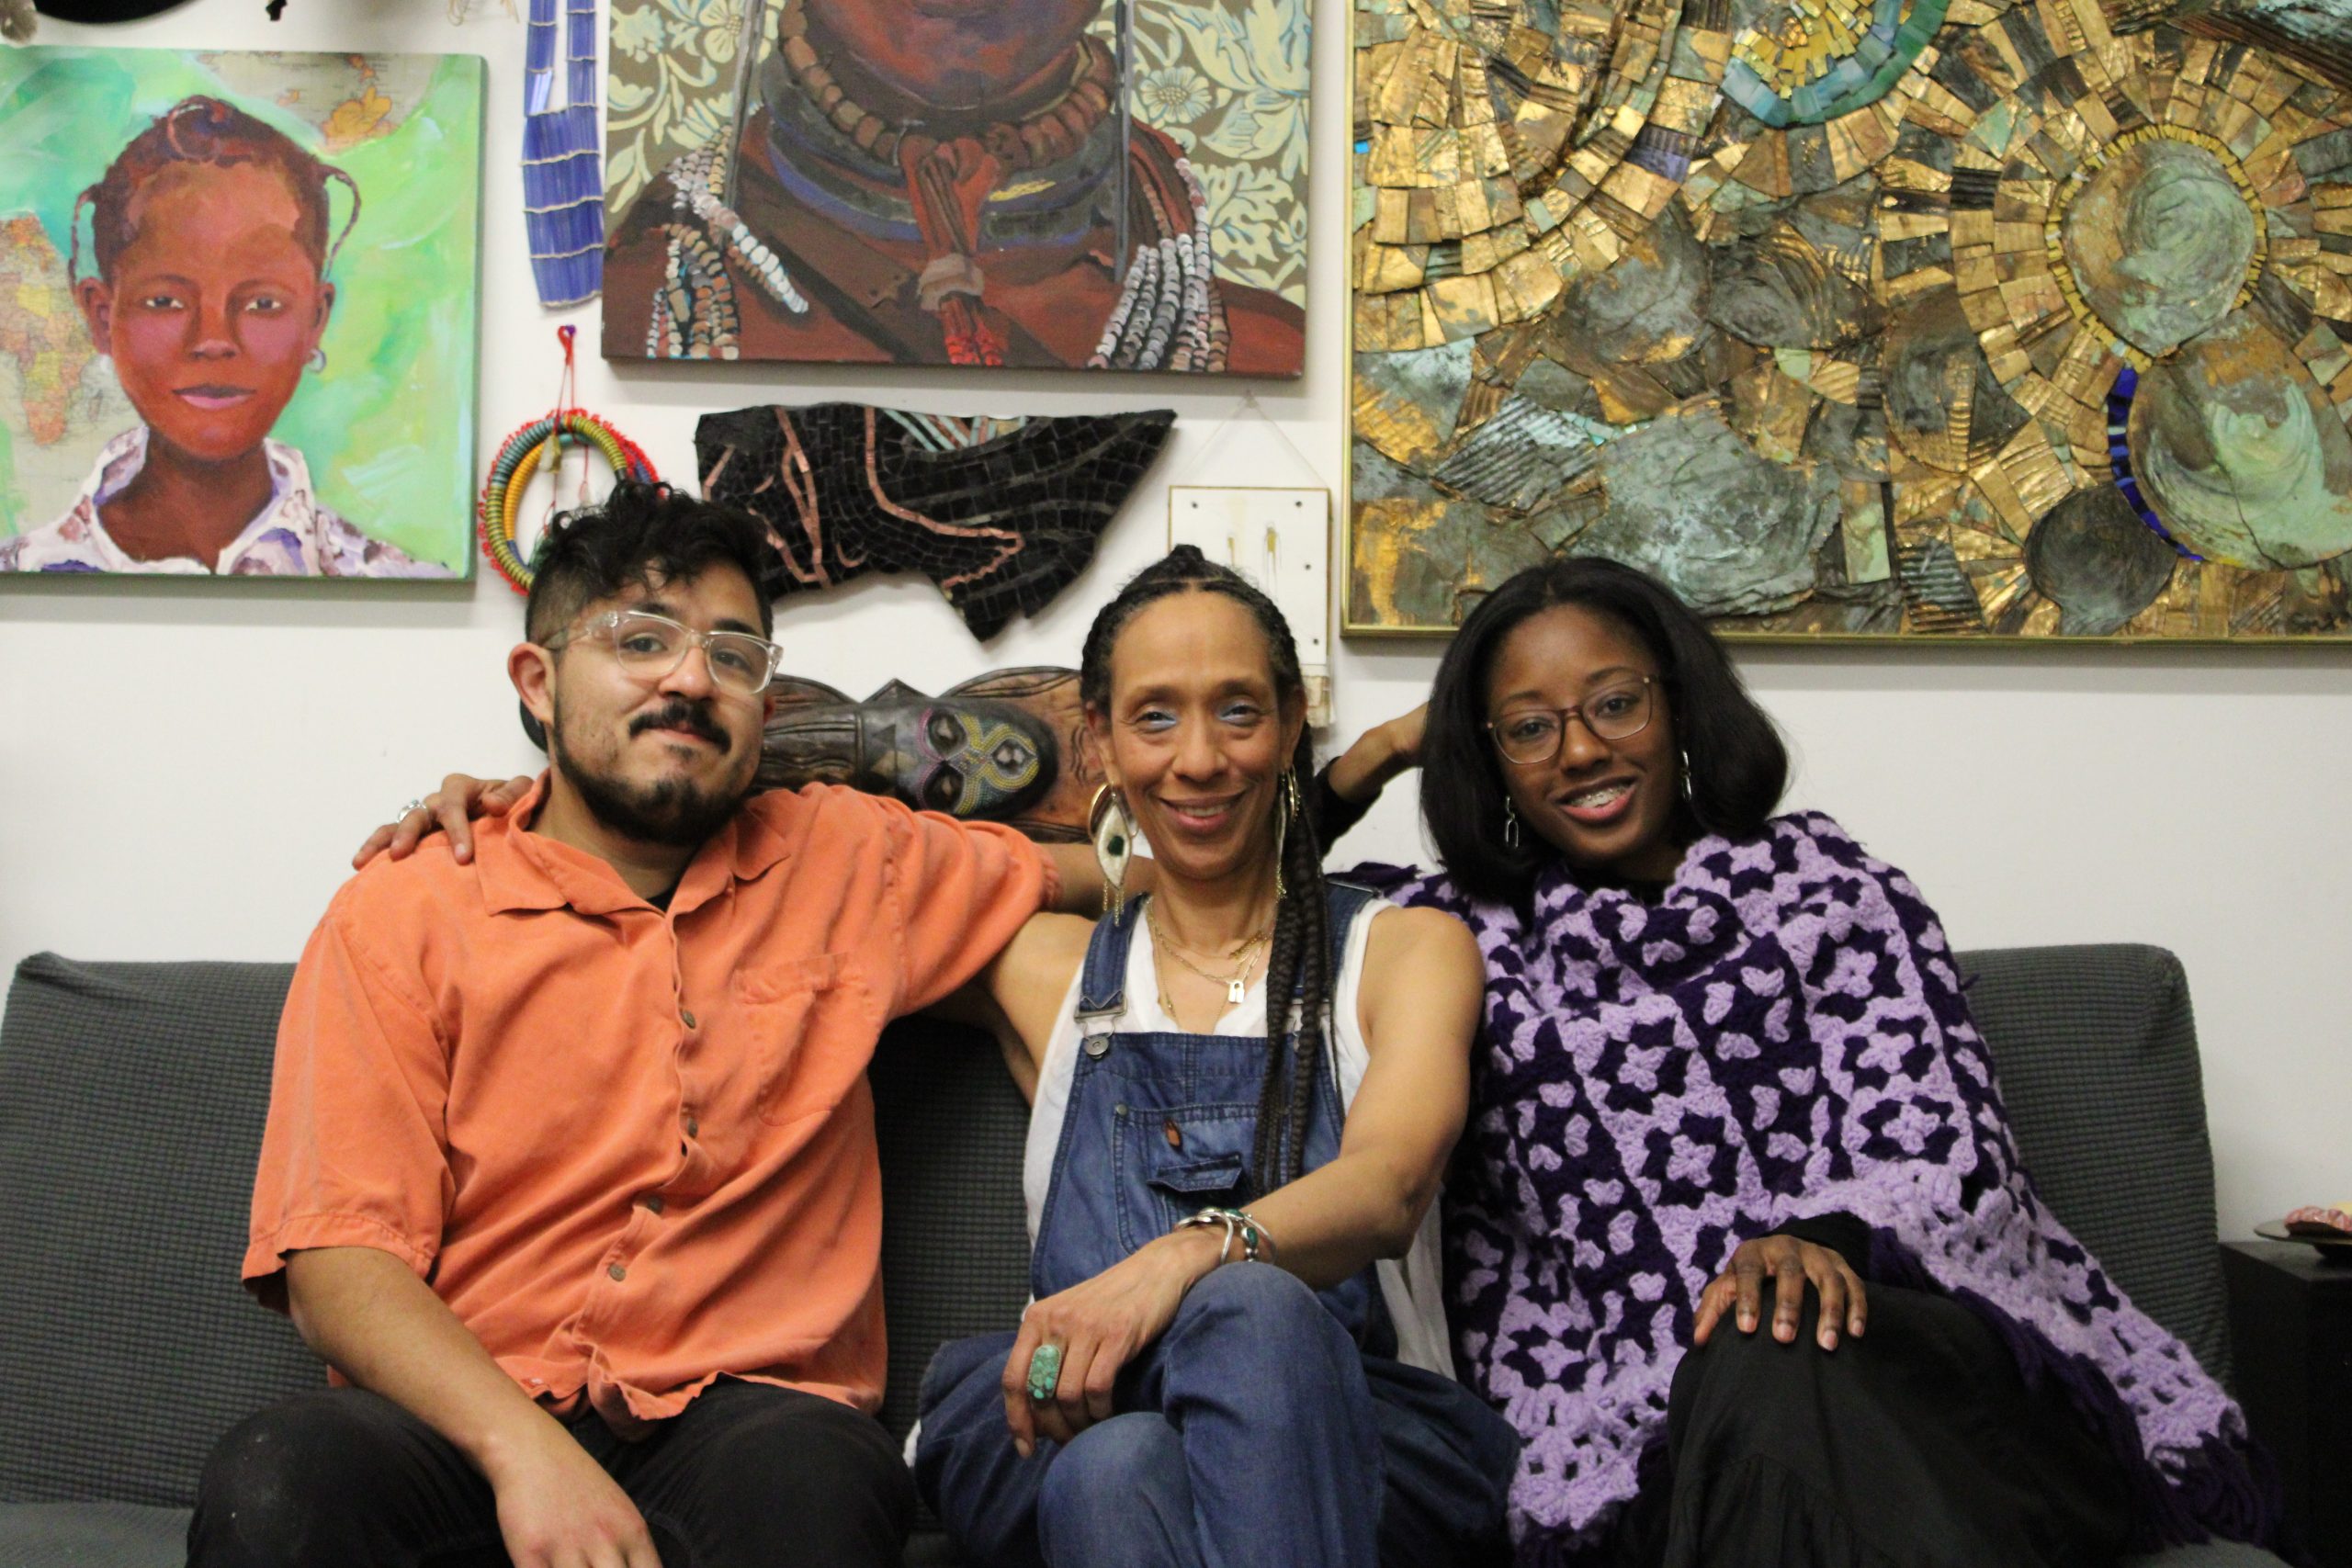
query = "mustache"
xmin=629 ymin=700 xmax=727 ymax=748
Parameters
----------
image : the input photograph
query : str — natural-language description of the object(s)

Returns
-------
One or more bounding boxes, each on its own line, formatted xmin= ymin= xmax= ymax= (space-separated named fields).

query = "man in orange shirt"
xmin=190 ymin=483 xmax=1089 ymax=1568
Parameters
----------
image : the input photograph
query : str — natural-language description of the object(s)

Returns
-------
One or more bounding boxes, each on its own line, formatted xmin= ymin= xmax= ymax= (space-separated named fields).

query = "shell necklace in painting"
xmin=770 ymin=0 xmax=1229 ymax=370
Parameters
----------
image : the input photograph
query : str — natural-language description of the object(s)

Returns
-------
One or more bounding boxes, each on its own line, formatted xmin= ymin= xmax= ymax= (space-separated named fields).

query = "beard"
xmin=549 ymin=695 xmax=752 ymax=848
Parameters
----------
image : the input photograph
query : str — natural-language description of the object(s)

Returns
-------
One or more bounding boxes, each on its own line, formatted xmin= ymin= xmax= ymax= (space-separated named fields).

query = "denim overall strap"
xmin=1071 ymin=896 xmax=1142 ymax=1058
xmin=1033 ymin=882 xmax=1398 ymax=1353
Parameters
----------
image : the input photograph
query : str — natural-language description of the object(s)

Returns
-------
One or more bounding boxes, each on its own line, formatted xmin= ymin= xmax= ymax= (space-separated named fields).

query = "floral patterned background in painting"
xmin=604 ymin=0 xmax=1308 ymax=308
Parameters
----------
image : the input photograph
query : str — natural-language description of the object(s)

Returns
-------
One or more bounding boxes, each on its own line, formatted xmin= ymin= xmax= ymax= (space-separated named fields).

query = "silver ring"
xmin=396 ymin=798 xmax=426 ymax=819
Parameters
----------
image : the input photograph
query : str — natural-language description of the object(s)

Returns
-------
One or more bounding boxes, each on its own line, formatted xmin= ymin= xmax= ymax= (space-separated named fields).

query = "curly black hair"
xmin=524 ymin=479 xmax=776 ymax=645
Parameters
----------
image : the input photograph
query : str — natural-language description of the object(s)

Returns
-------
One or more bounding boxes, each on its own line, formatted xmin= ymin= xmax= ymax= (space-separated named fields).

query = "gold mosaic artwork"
xmin=1348 ymin=0 xmax=2352 ymax=638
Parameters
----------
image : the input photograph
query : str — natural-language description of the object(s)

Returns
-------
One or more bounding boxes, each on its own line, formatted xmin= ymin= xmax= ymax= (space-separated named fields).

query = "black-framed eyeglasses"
xmin=547 ymin=610 xmax=785 ymax=697
xmin=1487 ymin=677 xmax=1657 ymax=765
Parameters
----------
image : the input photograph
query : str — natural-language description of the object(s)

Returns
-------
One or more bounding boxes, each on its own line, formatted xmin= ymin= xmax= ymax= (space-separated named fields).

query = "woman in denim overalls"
xmin=915 ymin=550 xmax=1519 ymax=1568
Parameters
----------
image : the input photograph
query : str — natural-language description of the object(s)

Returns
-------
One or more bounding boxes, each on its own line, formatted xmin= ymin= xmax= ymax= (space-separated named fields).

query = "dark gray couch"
xmin=0 ymin=946 xmax=2291 ymax=1565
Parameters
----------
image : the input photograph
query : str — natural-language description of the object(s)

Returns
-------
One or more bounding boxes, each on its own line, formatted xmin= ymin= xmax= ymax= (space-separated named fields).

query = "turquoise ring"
xmin=1024 ymin=1343 xmax=1063 ymax=1402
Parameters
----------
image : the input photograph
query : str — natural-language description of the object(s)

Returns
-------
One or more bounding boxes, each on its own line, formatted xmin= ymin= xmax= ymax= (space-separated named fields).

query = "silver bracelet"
xmin=1176 ymin=1206 xmax=1275 ymax=1264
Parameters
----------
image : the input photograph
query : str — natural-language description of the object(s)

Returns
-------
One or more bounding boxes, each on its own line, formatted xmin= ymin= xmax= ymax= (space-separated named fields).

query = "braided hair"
xmin=71 ymin=96 xmax=360 ymax=288
xmin=1079 ymin=546 xmax=1328 ymax=1193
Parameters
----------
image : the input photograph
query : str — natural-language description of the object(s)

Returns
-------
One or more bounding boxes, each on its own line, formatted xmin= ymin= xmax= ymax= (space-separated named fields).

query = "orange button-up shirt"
xmin=245 ymin=776 xmax=1052 ymax=1427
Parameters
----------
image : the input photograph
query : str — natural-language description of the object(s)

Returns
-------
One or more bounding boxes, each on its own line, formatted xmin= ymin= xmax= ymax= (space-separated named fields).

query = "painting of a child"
xmin=0 ymin=51 xmax=482 ymax=578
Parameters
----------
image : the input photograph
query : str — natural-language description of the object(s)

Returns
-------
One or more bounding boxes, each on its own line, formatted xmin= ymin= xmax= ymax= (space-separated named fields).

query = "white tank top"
xmin=1022 ymin=895 xmax=1459 ymax=1381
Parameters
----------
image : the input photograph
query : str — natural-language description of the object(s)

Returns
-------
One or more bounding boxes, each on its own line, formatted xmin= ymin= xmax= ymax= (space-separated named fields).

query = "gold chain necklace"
xmin=1148 ymin=906 xmax=1272 ymax=1009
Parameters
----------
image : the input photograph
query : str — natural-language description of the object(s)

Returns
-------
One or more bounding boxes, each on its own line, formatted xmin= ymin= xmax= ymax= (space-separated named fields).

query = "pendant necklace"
xmin=1148 ymin=907 xmax=1271 ymax=1008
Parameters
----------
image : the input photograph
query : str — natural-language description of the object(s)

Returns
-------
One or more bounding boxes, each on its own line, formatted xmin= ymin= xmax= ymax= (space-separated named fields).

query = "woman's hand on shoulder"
xmin=351 ymin=773 xmax=534 ymax=870
xmin=1326 ymin=704 xmax=1427 ymax=808
xmin=1000 ymin=1226 xmax=1226 ymax=1456
xmin=1692 ymin=1234 xmax=1868 ymax=1352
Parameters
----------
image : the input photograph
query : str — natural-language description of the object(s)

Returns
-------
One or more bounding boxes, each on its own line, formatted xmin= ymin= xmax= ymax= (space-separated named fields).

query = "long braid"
xmin=1260 ymin=727 xmax=1329 ymax=1189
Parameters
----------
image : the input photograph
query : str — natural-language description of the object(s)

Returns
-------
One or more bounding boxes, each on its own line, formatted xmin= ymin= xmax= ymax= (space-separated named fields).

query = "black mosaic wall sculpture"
xmin=696 ymin=403 xmax=1176 ymax=638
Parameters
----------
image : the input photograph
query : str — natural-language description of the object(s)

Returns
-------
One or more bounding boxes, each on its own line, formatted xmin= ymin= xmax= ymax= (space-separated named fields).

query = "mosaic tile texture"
xmin=1349 ymin=0 xmax=2352 ymax=638
xmin=697 ymin=403 xmax=1175 ymax=638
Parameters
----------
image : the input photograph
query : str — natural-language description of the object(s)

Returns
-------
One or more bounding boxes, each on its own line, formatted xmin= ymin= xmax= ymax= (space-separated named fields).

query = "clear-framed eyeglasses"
xmin=548 ymin=610 xmax=785 ymax=697
xmin=1487 ymin=677 xmax=1658 ymax=765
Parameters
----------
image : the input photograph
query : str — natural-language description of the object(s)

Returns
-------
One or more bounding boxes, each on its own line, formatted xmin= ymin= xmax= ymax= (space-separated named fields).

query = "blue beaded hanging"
xmin=523 ymin=0 xmax=605 ymax=307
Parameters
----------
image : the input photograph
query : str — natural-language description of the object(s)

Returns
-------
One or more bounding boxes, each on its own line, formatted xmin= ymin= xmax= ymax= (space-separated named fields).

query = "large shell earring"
xmin=1089 ymin=784 xmax=1136 ymax=921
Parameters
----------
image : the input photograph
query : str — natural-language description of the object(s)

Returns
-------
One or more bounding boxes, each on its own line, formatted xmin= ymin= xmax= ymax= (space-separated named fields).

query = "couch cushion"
xmin=2129 ymin=1546 xmax=2295 ymax=1567
xmin=0 ymin=956 xmax=316 ymax=1506
xmin=0 ymin=1502 xmax=188 ymax=1568
xmin=1955 ymin=944 xmax=2232 ymax=1385
xmin=868 ymin=1019 xmax=1033 ymax=1445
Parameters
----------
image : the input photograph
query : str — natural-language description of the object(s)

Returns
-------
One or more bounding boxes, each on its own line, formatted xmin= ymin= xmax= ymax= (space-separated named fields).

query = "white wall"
xmin=4 ymin=0 xmax=2346 ymax=1237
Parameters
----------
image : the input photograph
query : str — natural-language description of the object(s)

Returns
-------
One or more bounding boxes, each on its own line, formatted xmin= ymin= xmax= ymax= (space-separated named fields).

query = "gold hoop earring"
xmin=1088 ymin=784 xmax=1136 ymax=920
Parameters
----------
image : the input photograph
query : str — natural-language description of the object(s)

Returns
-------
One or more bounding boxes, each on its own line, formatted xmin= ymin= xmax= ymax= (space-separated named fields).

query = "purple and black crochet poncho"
xmin=1363 ymin=813 xmax=2272 ymax=1562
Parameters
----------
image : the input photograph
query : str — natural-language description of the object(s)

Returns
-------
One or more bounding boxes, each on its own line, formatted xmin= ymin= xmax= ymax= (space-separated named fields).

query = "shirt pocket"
xmin=732 ymin=953 xmax=873 ymax=1127
xmin=1116 ymin=1101 xmax=1260 ymax=1250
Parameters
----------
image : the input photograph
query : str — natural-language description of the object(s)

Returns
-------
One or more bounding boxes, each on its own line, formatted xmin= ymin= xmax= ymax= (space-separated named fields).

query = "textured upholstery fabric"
xmin=869 ymin=1020 xmax=1033 ymax=1445
xmin=1956 ymin=944 xmax=2233 ymax=1386
xmin=2132 ymin=1547 xmax=2304 ymax=1567
xmin=0 ymin=1502 xmax=187 ymax=1566
xmin=0 ymin=956 xmax=318 ymax=1507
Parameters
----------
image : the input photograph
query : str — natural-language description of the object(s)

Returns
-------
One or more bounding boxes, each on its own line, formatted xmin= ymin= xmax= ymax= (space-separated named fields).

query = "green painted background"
xmin=0 ymin=48 xmax=482 ymax=573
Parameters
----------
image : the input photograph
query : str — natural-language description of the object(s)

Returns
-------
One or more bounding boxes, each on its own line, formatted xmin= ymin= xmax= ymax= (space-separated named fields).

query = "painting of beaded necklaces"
xmin=602 ymin=0 xmax=1307 ymax=371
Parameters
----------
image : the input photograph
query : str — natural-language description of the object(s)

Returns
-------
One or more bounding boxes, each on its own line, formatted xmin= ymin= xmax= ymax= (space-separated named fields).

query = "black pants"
xmin=188 ymin=1379 xmax=914 ymax=1568
xmin=1607 ymin=1281 xmax=2133 ymax=1568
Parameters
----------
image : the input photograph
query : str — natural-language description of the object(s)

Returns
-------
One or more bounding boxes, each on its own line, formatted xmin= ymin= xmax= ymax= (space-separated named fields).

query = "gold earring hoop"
xmin=1088 ymin=784 xmax=1136 ymax=920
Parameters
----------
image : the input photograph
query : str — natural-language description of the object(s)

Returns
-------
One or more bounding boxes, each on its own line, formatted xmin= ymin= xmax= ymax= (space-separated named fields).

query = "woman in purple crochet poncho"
xmin=1317 ymin=557 xmax=2282 ymax=1568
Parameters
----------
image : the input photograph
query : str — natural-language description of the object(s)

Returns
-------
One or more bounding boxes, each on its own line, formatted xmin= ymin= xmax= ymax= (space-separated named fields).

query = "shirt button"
xmin=607 ymin=1263 xmax=628 ymax=1282
xmin=680 ymin=1010 xmax=697 ymax=1030
xmin=644 ymin=1195 xmax=665 ymax=1214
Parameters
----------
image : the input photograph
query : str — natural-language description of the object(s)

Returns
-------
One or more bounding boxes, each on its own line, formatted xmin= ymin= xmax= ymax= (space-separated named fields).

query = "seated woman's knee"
xmin=1044 ymin=1413 xmax=1182 ymax=1500
xmin=1674 ymin=1280 xmax=1857 ymax=1426
xmin=1036 ymin=1415 xmax=1188 ymax=1561
xmin=1174 ymin=1258 xmax=1327 ymax=1329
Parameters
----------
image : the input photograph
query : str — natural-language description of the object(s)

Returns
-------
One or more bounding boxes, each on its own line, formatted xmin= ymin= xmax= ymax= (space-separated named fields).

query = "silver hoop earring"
xmin=308 ymin=345 xmax=327 ymax=373
xmin=1503 ymin=798 xmax=1522 ymax=849
xmin=1679 ymin=747 xmax=1693 ymax=803
xmin=1088 ymin=784 xmax=1136 ymax=921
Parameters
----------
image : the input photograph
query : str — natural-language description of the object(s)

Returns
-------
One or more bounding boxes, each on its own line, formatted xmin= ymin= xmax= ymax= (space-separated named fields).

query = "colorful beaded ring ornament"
xmin=479 ymin=408 xmax=657 ymax=594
